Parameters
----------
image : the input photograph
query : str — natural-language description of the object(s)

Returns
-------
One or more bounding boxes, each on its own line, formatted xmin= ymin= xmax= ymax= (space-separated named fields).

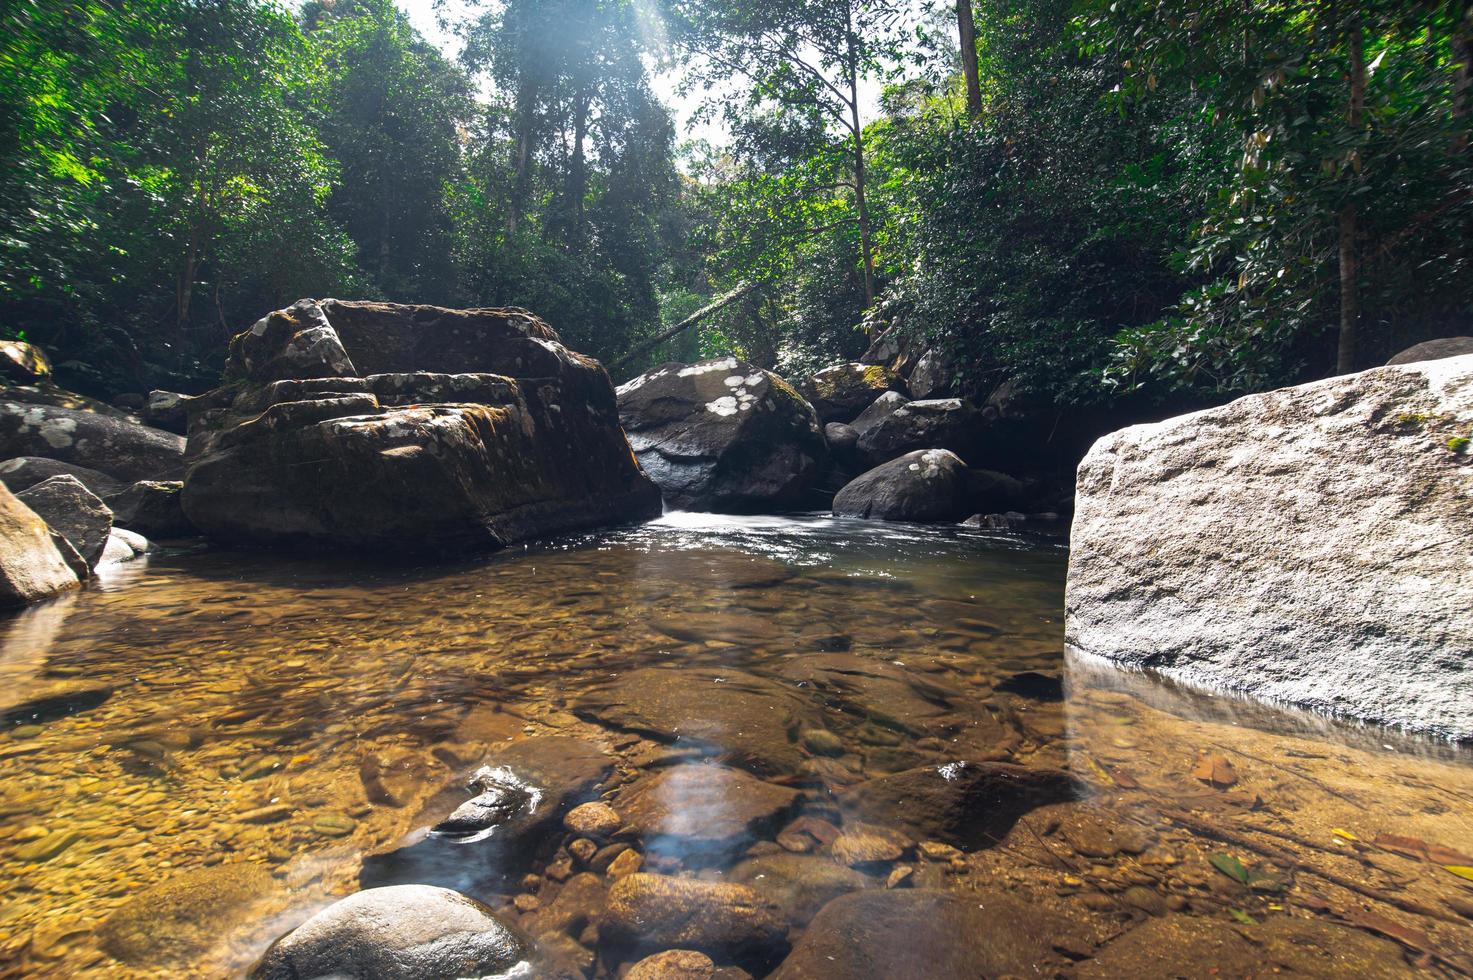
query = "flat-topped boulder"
xmin=1068 ymin=355 xmax=1473 ymax=740
xmin=181 ymin=299 xmax=661 ymax=553
xmin=616 ymin=358 xmax=826 ymax=511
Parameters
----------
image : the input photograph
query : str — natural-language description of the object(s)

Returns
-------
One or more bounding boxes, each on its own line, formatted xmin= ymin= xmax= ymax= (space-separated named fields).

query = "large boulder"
xmin=832 ymin=450 xmax=970 ymax=522
xmin=854 ymin=398 xmax=981 ymax=466
xmin=616 ymin=358 xmax=826 ymax=512
xmin=0 ymin=401 xmax=185 ymax=482
xmin=17 ymin=475 xmax=112 ymax=571
xmin=108 ymin=480 xmax=196 ymax=538
xmin=1387 ymin=336 xmax=1473 ymax=365
xmin=0 ymin=484 xmax=80 ymax=605
xmin=907 ymin=348 xmax=955 ymax=399
xmin=182 ymin=299 xmax=661 ymax=553
xmin=799 ymin=363 xmax=904 ymax=424
xmin=1067 ymin=355 xmax=1473 ymax=740
xmin=252 ymin=885 xmax=535 ymax=980
xmin=143 ymin=390 xmax=190 ymax=434
xmin=849 ymin=391 xmax=909 ymax=435
xmin=859 ymin=326 xmax=922 ymax=377
xmin=0 ymin=456 xmax=125 ymax=498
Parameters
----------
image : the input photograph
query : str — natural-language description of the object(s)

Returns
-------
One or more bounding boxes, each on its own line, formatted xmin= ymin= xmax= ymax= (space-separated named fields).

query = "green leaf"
xmin=1229 ymin=908 xmax=1258 ymax=926
xmin=1210 ymin=853 xmax=1251 ymax=884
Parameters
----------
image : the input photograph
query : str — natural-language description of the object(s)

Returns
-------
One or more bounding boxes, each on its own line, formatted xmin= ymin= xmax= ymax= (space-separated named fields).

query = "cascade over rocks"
xmin=181 ymin=299 xmax=661 ymax=553
xmin=615 ymin=358 xmax=826 ymax=512
xmin=1068 ymin=355 xmax=1473 ymax=740
xmin=0 ymin=483 xmax=80 ymax=605
xmin=0 ymin=401 xmax=185 ymax=482
xmin=832 ymin=450 xmax=971 ymax=522
xmin=252 ymin=885 xmax=536 ymax=980
xmin=799 ymin=362 xmax=905 ymax=424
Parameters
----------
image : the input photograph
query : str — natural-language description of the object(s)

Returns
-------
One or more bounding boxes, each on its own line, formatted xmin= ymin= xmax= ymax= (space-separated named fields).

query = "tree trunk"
xmin=1454 ymin=1 xmax=1471 ymax=154
xmin=846 ymin=31 xmax=877 ymax=323
xmin=1336 ymin=19 xmax=1365 ymax=374
xmin=564 ymin=85 xmax=592 ymax=244
xmin=508 ymin=78 xmax=538 ymax=237
xmin=956 ymin=0 xmax=982 ymax=120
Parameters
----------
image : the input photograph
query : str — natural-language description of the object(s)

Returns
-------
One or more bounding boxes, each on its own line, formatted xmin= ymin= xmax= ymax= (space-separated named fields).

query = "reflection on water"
xmin=0 ymin=514 xmax=1469 ymax=977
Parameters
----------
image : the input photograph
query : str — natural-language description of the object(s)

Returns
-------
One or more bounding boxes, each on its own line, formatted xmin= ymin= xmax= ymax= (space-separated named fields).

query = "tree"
xmin=956 ymin=0 xmax=982 ymax=120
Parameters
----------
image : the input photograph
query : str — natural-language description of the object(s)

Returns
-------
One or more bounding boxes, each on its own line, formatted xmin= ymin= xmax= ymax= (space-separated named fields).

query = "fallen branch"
xmin=610 ymin=282 xmax=761 ymax=371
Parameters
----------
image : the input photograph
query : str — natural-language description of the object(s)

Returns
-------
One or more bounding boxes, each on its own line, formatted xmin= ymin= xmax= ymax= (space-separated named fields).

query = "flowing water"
xmin=0 ymin=513 xmax=1470 ymax=977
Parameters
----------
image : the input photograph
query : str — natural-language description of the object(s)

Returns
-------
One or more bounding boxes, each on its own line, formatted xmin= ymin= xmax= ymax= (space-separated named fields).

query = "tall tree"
xmin=956 ymin=0 xmax=983 ymax=119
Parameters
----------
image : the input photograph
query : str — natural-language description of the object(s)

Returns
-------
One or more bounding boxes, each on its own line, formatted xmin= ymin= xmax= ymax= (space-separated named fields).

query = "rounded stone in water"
xmin=252 ymin=884 xmax=534 ymax=980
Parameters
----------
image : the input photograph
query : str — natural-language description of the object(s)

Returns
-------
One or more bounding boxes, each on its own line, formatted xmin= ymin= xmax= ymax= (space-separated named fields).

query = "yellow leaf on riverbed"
xmin=1444 ymin=866 xmax=1473 ymax=882
xmin=1332 ymin=828 xmax=1358 ymax=842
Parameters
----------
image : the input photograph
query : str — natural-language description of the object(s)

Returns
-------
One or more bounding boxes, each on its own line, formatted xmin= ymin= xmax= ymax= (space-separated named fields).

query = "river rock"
xmin=854 ymin=398 xmax=981 ymax=466
xmin=0 ymin=483 xmax=79 ymax=605
xmin=823 ymin=423 xmax=859 ymax=466
xmin=252 ymin=885 xmax=535 ymax=980
xmin=907 ymin=348 xmax=955 ymax=399
xmin=729 ymin=853 xmax=874 ymax=927
xmin=1387 ymin=336 xmax=1473 ymax=365
xmin=0 ymin=401 xmax=185 ymax=482
xmin=108 ymin=480 xmax=195 ymax=537
xmin=0 ymin=456 xmax=125 ymax=497
xmin=833 ymin=450 xmax=970 ymax=522
xmin=16 ymin=475 xmax=112 ymax=570
xmin=840 ymin=761 xmax=1076 ymax=850
xmin=573 ymin=667 xmax=818 ymax=776
xmin=627 ymin=949 xmax=717 ymax=980
xmin=565 ymin=801 xmax=622 ymax=839
xmin=0 ymin=383 xmax=130 ymax=418
xmin=603 ymin=873 xmax=786 ymax=956
xmin=616 ymin=357 xmax=826 ymax=511
xmin=964 ymin=467 xmax=1030 ymax=512
xmin=100 ymin=863 xmax=279 ymax=967
xmin=770 ymin=889 xmax=1071 ymax=979
xmin=0 ymin=341 xmax=51 ymax=384
xmin=619 ymin=764 xmax=798 ymax=860
xmin=775 ymin=653 xmax=973 ymax=738
xmin=183 ymin=300 xmax=661 ymax=553
xmin=100 ymin=527 xmax=150 ymax=565
xmin=144 ymin=390 xmax=190 ymax=434
xmin=1067 ymin=355 xmax=1473 ymax=740
xmin=850 ymin=391 xmax=909 ymax=435
xmin=1 ymin=679 xmax=113 ymax=725
xmin=361 ymin=736 xmax=613 ymax=892
xmin=860 ymin=326 xmax=922 ymax=376
xmin=799 ymin=363 xmax=904 ymax=424
xmin=1076 ymin=914 xmax=1410 ymax=979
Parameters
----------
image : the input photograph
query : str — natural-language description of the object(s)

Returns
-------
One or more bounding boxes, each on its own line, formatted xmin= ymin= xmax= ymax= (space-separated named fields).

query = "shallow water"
xmin=1 ymin=514 xmax=1470 ymax=977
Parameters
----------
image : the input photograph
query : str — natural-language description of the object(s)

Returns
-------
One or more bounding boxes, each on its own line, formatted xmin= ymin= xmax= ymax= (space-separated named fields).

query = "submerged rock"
xmin=0 ymin=456 xmax=125 ymax=498
xmin=0 ymin=483 xmax=79 ymax=605
xmin=0 ymin=401 xmax=185 ymax=482
xmin=1076 ymin=914 xmax=1410 ymax=979
xmin=17 ymin=475 xmax=112 ymax=571
xmin=574 ymin=666 xmax=818 ymax=776
xmin=619 ymin=764 xmax=798 ymax=861
xmin=182 ymin=299 xmax=661 ymax=553
xmin=775 ymin=652 xmax=975 ymax=738
xmin=616 ymin=357 xmax=826 ymax=512
xmin=1067 ymin=355 xmax=1473 ymax=740
xmin=840 ymin=761 xmax=1076 ymax=850
xmin=603 ymin=873 xmax=786 ymax=957
xmin=100 ymin=863 xmax=279 ymax=967
xmin=729 ymin=853 xmax=874 ymax=927
xmin=627 ymin=949 xmax=717 ymax=980
xmin=252 ymin=885 xmax=534 ymax=980
xmin=832 ymin=450 xmax=970 ymax=522
xmin=361 ymin=736 xmax=612 ymax=892
xmin=799 ymin=363 xmax=905 ymax=424
xmin=770 ymin=889 xmax=1073 ymax=979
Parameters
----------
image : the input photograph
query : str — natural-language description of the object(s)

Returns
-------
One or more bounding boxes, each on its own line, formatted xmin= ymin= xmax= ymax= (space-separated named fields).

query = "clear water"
xmin=1 ymin=514 xmax=1469 ymax=977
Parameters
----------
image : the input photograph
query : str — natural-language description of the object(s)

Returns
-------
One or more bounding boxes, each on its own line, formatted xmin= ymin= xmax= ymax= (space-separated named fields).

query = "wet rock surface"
xmin=99 ymin=863 xmax=279 ymax=967
xmin=603 ymin=873 xmax=787 ymax=958
xmin=729 ymin=853 xmax=873 ymax=927
xmin=832 ymin=450 xmax=970 ymax=522
xmin=616 ymin=358 xmax=826 ymax=511
xmin=252 ymin=884 xmax=534 ymax=980
xmin=771 ymin=889 xmax=1069 ymax=980
xmin=619 ymin=764 xmax=798 ymax=861
xmin=16 ymin=475 xmax=112 ymax=571
xmin=183 ymin=299 xmax=661 ymax=552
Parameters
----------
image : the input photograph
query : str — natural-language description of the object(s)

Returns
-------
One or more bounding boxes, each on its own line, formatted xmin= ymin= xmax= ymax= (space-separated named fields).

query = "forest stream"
xmin=2 ymin=514 xmax=1471 ymax=977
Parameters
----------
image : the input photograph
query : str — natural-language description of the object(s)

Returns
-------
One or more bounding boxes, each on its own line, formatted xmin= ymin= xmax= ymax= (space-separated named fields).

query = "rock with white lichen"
xmin=1067 ymin=355 xmax=1473 ymax=741
xmin=616 ymin=358 xmax=827 ymax=512
xmin=799 ymin=362 xmax=905 ymax=424
xmin=181 ymin=300 xmax=661 ymax=553
xmin=833 ymin=450 xmax=970 ymax=522
xmin=0 ymin=401 xmax=185 ymax=483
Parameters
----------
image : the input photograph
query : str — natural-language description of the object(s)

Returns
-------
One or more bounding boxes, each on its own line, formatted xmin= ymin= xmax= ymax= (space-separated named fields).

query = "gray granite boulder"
xmin=0 ymin=484 xmax=79 ymax=605
xmin=0 ymin=401 xmax=185 ymax=482
xmin=0 ymin=456 xmax=125 ymax=498
xmin=1067 ymin=355 xmax=1473 ymax=740
xmin=17 ymin=475 xmax=112 ymax=571
xmin=833 ymin=450 xmax=970 ymax=522
xmin=1387 ymin=336 xmax=1473 ymax=366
